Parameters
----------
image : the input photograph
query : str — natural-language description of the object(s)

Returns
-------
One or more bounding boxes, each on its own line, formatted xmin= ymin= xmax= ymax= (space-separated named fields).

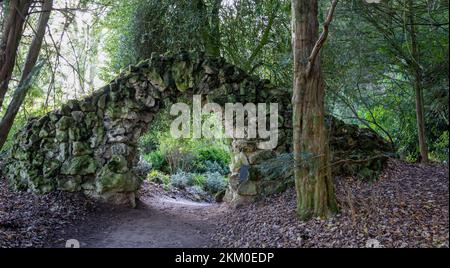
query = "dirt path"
xmin=59 ymin=193 xmax=227 ymax=248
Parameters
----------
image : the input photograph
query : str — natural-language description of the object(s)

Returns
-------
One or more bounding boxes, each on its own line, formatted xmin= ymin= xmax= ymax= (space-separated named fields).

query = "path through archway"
xmin=5 ymin=52 xmax=290 ymax=207
xmin=5 ymin=52 xmax=393 ymax=207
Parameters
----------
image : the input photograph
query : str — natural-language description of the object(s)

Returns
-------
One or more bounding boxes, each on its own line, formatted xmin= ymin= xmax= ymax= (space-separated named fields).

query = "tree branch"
xmin=0 ymin=0 xmax=52 ymax=150
xmin=305 ymin=0 xmax=338 ymax=77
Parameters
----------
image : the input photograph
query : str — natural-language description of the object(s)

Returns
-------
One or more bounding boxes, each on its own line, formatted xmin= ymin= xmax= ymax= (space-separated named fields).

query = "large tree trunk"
xmin=0 ymin=0 xmax=52 ymax=150
xmin=408 ymin=0 xmax=428 ymax=163
xmin=0 ymin=0 xmax=33 ymax=109
xmin=291 ymin=0 xmax=337 ymax=220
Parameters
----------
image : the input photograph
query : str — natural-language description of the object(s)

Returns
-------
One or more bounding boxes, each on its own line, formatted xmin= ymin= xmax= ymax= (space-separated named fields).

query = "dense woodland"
xmin=0 ymin=0 xmax=448 ymax=248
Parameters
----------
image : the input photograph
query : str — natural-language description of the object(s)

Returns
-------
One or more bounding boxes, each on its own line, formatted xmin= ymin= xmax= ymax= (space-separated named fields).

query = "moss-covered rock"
xmin=72 ymin=142 xmax=92 ymax=156
xmin=60 ymin=156 xmax=98 ymax=176
xmin=237 ymin=180 xmax=257 ymax=196
xmin=57 ymin=176 xmax=82 ymax=192
xmin=4 ymin=52 xmax=395 ymax=207
xmin=95 ymin=167 xmax=139 ymax=194
xmin=55 ymin=116 xmax=73 ymax=130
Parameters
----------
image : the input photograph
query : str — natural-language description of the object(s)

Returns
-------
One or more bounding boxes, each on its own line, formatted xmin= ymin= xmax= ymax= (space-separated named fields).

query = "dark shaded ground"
xmin=49 ymin=182 xmax=226 ymax=248
xmin=215 ymin=159 xmax=449 ymax=248
xmin=1 ymin=159 xmax=448 ymax=248
xmin=0 ymin=179 xmax=94 ymax=248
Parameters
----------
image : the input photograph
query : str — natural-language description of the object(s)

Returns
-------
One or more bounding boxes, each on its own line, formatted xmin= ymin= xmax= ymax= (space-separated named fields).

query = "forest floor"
xmin=216 ymin=159 xmax=449 ymax=248
xmin=48 ymin=182 xmax=227 ymax=248
xmin=0 ymin=159 xmax=448 ymax=248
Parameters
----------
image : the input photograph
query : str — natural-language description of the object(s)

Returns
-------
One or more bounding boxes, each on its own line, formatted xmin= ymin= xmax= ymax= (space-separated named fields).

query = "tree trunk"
xmin=291 ymin=0 xmax=337 ymax=220
xmin=408 ymin=0 xmax=428 ymax=163
xmin=0 ymin=0 xmax=53 ymax=150
xmin=0 ymin=0 xmax=32 ymax=109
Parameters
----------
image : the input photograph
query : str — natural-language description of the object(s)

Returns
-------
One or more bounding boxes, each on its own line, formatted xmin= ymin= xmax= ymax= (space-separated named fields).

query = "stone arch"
xmin=5 ymin=52 xmax=393 ymax=207
xmin=5 ymin=52 xmax=293 ymax=206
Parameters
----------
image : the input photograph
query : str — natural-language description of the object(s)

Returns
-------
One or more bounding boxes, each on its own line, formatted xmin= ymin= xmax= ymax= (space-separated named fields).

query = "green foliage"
xmin=100 ymin=0 xmax=220 ymax=76
xmin=147 ymin=170 xmax=170 ymax=185
xmin=194 ymin=160 xmax=230 ymax=175
xmin=221 ymin=0 xmax=292 ymax=86
xmin=165 ymin=170 xmax=227 ymax=194
xmin=191 ymin=173 xmax=207 ymax=187
xmin=163 ymin=146 xmax=197 ymax=174
xmin=139 ymin=102 xmax=231 ymax=174
xmin=204 ymin=172 xmax=228 ymax=194
xmin=142 ymin=151 xmax=165 ymax=172
xmin=324 ymin=0 xmax=448 ymax=163
xmin=430 ymin=131 xmax=449 ymax=163
xmin=257 ymin=153 xmax=294 ymax=181
xmin=170 ymin=171 xmax=192 ymax=189
xmin=142 ymin=109 xmax=231 ymax=193
xmin=197 ymin=147 xmax=230 ymax=166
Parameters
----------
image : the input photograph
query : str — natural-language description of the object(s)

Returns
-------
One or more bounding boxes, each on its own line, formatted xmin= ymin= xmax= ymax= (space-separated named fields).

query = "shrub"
xmin=147 ymin=170 xmax=170 ymax=185
xmin=170 ymin=172 xmax=193 ymax=189
xmin=142 ymin=150 xmax=165 ymax=171
xmin=135 ymin=156 xmax=152 ymax=179
xmin=190 ymin=173 xmax=206 ymax=187
xmin=164 ymin=147 xmax=197 ymax=174
xmin=197 ymin=146 xmax=230 ymax=166
xmin=431 ymin=131 xmax=449 ymax=163
xmin=139 ymin=132 xmax=158 ymax=154
xmin=204 ymin=172 xmax=228 ymax=194
xmin=195 ymin=160 xmax=230 ymax=175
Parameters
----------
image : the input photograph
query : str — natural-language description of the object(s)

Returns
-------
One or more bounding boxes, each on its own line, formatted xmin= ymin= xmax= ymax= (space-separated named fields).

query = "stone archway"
xmin=4 ymin=52 xmax=394 ymax=207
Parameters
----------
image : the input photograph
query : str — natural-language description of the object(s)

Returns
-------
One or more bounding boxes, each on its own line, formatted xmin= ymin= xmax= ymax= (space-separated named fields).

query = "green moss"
xmin=60 ymin=156 xmax=98 ymax=176
xmin=107 ymin=155 xmax=129 ymax=174
xmin=56 ymin=116 xmax=74 ymax=130
xmin=172 ymin=61 xmax=193 ymax=91
xmin=55 ymin=129 xmax=69 ymax=142
xmin=43 ymin=160 xmax=62 ymax=178
xmin=57 ymin=176 xmax=82 ymax=192
xmin=96 ymin=167 xmax=139 ymax=193
xmin=237 ymin=180 xmax=257 ymax=196
xmin=145 ymin=68 xmax=165 ymax=90
xmin=72 ymin=142 xmax=92 ymax=156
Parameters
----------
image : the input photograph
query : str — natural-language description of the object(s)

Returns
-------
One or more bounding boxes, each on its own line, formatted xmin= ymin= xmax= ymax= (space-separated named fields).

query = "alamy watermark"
xmin=170 ymin=95 xmax=279 ymax=150
xmin=65 ymin=239 xmax=80 ymax=248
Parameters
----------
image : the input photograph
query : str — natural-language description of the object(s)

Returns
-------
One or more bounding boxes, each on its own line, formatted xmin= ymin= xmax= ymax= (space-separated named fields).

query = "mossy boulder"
xmin=72 ymin=142 xmax=92 ymax=156
xmin=95 ymin=167 xmax=139 ymax=194
xmin=60 ymin=156 xmax=98 ymax=176
xmin=237 ymin=180 xmax=257 ymax=196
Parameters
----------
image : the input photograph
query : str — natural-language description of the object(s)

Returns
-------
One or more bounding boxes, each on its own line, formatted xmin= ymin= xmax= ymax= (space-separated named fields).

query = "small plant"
xmin=147 ymin=170 xmax=170 ymax=185
xmin=204 ymin=172 xmax=228 ymax=194
xmin=143 ymin=150 xmax=165 ymax=171
xmin=170 ymin=171 xmax=192 ymax=189
xmin=197 ymin=146 xmax=230 ymax=166
xmin=135 ymin=156 xmax=152 ymax=179
xmin=194 ymin=160 xmax=230 ymax=175
xmin=164 ymin=147 xmax=196 ymax=174
xmin=190 ymin=173 xmax=206 ymax=187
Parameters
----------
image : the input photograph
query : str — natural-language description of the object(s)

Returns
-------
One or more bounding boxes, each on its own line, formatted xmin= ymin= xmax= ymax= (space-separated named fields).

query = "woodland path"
xmin=58 ymin=187 xmax=227 ymax=248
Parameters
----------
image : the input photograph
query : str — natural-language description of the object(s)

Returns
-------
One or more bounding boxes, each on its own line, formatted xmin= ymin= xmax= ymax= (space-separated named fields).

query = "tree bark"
xmin=0 ymin=0 xmax=52 ymax=150
xmin=408 ymin=0 xmax=428 ymax=163
xmin=291 ymin=0 xmax=337 ymax=220
xmin=0 ymin=0 xmax=32 ymax=109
